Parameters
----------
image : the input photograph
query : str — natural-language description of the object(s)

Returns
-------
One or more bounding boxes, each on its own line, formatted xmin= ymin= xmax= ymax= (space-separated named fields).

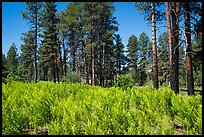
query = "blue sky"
xmin=2 ymin=2 xmax=166 ymax=56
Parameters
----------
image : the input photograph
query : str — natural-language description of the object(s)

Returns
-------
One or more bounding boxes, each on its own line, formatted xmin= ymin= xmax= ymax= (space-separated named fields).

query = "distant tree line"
xmin=2 ymin=2 xmax=202 ymax=95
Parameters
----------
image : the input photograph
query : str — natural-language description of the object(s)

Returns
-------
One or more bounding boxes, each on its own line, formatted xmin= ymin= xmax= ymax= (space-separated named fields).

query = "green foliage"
xmin=115 ymin=74 xmax=134 ymax=90
xmin=4 ymin=72 xmax=23 ymax=83
xmin=126 ymin=35 xmax=138 ymax=70
xmin=143 ymin=80 xmax=154 ymax=88
xmin=104 ymin=81 xmax=114 ymax=88
xmin=6 ymin=43 xmax=19 ymax=75
xmin=39 ymin=2 xmax=59 ymax=82
xmin=134 ymin=2 xmax=164 ymax=25
xmin=157 ymin=32 xmax=170 ymax=86
xmin=61 ymin=71 xmax=80 ymax=83
xmin=2 ymin=82 xmax=202 ymax=135
xmin=192 ymin=34 xmax=202 ymax=87
xmin=126 ymin=35 xmax=139 ymax=84
xmin=22 ymin=2 xmax=43 ymax=28
xmin=2 ymin=53 xmax=9 ymax=82
xmin=114 ymin=34 xmax=127 ymax=75
xmin=137 ymin=32 xmax=151 ymax=86
xmin=18 ymin=31 xmax=35 ymax=82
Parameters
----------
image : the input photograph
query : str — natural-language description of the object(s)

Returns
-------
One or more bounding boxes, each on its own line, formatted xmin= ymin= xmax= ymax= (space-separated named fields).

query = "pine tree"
xmin=56 ymin=11 xmax=64 ymax=80
xmin=138 ymin=32 xmax=150 ymax=86
xmin=165 ymin=2 xmax=173 ymax=88
xmin=126 ymin=35 xmax=138 ymax=84
xmin=18 ymin=31 xmax=35 ymax=81
xmin=59 ymin=10 xmax=69 ymax=78
xmin=2 ymin=53 xmax=8 ymax=82
xmin=64 ymin=3 xmax=81 ymax=72
xmin=82 ymin=2 xmax=100 ymax=85
xmin=62 ymin=2 xmax=88 ymax=83
xmin=39 ymin=2 xmax=59 ymax=82
xmin=151 ymin=2 xmax=159 ymax=89
xmin=188 ymin=2 xmax=202 ymax=90
xmin=157 ymin=32 xmax=169 ymax=86
xmin=22 ymin=2 xmax=43 ymax=83
xmin=184 ymin=2 xmax=194 ymax=95
xmin=171 ymin=2 xmax=181 ymax=94
xmin=97 ymin=2 xmax=118 ymax=86
xmin=114 ymin=34 xmax=126 ymax=76
xmin=134 ymin=2 xmax=164 ymax=89
xmin=82 ymin=3 xmax=103 ymax=85
xmin=192 ymin=33 xmax=202 ymax=88
xmin=7 ymin=43 xmax=19 ymax=75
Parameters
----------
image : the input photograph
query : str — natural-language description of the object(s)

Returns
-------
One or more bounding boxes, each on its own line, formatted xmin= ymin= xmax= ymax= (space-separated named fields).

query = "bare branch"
xmin=173 ymin=39 xmax=185 ymax=55
xmin=157 ymin=48 xmax=167 ymax=57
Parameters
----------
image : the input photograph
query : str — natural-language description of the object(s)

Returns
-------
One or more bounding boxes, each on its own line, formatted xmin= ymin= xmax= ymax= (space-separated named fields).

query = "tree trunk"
xmin=101 ymin=44 xmax=105 ymax=86
xmin=83 ymin=44 xmax=89 ymax=84
xmin=151 ymin=2 xmax=158 ymax=90
xmin=184 ymin=2 xmax=194 ymax=95
xmin=171 ymin=2 xmax=180 ymax=94
xmin=62 ymin=38 xmax=66 ymax=76
xmin=59 ymin=37 xmax=63 ymax=77
xmin=72 ymin=37 xmax=76 ymax=72
xmin=51 ymin=44 xmax=56 ymax=83
xmin=119 ymin=50 xmax=121 ymax=75
xmin=99 ymin=48 xmax=103 ymax=87
xmin=91 ymin=46 xmax=95 ymax=85
xmin=34 ymin=3 xmax=38 ymax=83
xmin=55 ymin=47 xmax=59 ymax=83
xmin=91 ymin=23 xmax=96 ymax=85
xmin=43 ymin=68 xmax=46 ymax=81
xmin=77 ymin=51 xmax=81 ymax=83
xmin=55 ymin=59 xmax=59 ymax=83
xmin=85 ymin=53 xmax=89 ymax=84
xmin=52 ymin=60 xmax=56 ymax=83
xmin=94 ymin=45 xmax=99 ymax=85
xmin=165 ymin=2 xmax=174 ymax=89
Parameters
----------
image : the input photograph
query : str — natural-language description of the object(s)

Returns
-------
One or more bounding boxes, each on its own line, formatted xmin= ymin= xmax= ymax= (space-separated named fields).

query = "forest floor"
xmin=174 ymin=123 xmax=185 ymax=135
xmin=24 ymin=125 xmax=186 ymax=135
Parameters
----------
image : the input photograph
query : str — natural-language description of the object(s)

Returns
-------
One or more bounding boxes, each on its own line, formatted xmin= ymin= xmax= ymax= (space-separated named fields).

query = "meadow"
xmin=2 ymin=81 xmax=202 ymax=135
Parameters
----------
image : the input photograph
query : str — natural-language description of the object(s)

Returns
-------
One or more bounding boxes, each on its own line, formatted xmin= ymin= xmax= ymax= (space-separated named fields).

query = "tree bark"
xmin=52 ymin=46 xmax=56 ymax=83
xmin=62 ymin=38 xmax=67 ymax=76
xmin=94 ymin=44 xmax=99 ymax=85
xmin=151 ymin=2 xmax=159 ymax=90
xmin=59 ymin=36 xmax=63 ymax=77
xmin=55 ymin=56 xmax=59 ymax=83
xmin=119 ymin=49 xmax=121 ymax=75
xmin=101 ymin=44 xmax=105 ymax=86
xmin=184 ymin=2 xmax=194 ymax=95
xmin=34 ymin=2 xmax=38 ymax=83
xmin=82 ymin=39 xmax=89 ymax=84
xmin=55 ymin=46 xmax=59 ymax=83
xmin=72 ymin=36 xmax=76 ymax=72
xmin=91 ymin=46 xmax=95 ymax=85
xmin=171 ymin=2 xmax=180 ymax=94
xmin=91 ymin=21 xmax=96 ymax=85
xmin=165 ymin=2 xmax=174 ymax=89
xmin=76 ymin=50 xmax=81 ymax=83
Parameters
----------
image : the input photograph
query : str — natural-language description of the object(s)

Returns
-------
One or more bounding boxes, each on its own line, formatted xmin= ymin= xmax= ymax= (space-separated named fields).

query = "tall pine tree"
xmin=22 ymin=2 xmax=43 ymax=83
xmin=7 ymin=43 xmax=19 ymax=76
xmin=114 ymin=34 xmax=126 ymax=76
xmin=126 ymin=35 xmax=138 ymax=84
xmin=18 ymin=31 xmax=35 ymax=81
xmin=39 ymin=2 xmax=59 ymax=82
xmin=138 ymin=32 xmax=150 ymax=86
